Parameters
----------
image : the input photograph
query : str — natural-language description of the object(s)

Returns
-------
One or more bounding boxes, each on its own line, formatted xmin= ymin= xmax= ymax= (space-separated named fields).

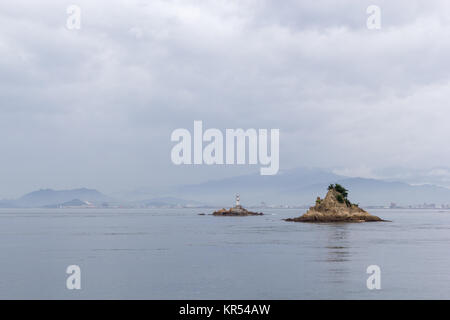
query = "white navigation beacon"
xmin=235 ymin=194 xmax=240 ymax=207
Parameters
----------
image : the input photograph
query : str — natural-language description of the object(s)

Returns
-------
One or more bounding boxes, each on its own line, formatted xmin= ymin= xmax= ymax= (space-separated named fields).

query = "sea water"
xmin=0 ymin=208 xmax=449 ymax=299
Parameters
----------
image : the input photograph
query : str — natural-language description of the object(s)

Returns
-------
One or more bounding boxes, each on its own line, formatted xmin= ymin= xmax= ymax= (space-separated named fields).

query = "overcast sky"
xmin=1 ymin=0 xmax=450 ymax=198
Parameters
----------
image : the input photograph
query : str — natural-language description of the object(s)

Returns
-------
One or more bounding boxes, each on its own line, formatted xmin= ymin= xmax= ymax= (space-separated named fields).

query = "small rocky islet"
xmin=285 ymin=184 xmax=385 ymax=223
xmin=212 ymin=194 xmax=263 ymax=216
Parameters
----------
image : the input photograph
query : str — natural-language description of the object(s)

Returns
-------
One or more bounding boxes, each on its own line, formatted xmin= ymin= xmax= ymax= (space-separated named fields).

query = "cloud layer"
xmin=1 ymin=0 xmax=450 ymax=197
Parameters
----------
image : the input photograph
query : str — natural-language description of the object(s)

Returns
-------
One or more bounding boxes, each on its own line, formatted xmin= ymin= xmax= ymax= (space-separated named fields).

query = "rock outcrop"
xmin=212 ymin=195 xmax=263 ymax=216
xmin=285 ymin=184 xmax=385 ymax=223
xmin=213 ymin=205 xmax=263 ymax=216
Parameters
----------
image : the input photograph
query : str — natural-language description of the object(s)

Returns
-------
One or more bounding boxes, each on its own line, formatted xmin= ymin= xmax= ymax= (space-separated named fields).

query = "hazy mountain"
xmin=173 ymin=167 xmax=450 ymax=206
xmin=5 ymin=167 xmax=450 ymax=208
xmin=171 ymin=167 xmax=344 ymax=205
xmin=14 ymin=188 xmax=110 ymax=208
xmin=371 ymin=167 xmax=450 ymax=189
xmin=173 ymin=167 xmax=343 ymax=205
xmin=335 ymin=178 xmax=450 ymax=206
xmin=2 ymin=189 xmax=204 ymax=208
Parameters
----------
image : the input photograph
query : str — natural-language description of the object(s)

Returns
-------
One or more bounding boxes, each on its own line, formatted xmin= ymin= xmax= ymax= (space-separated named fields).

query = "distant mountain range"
xmin=0 ymin=188 xmax=206 ymax=208
xmin=172 ymin=167 xmax=450 ymax=206
xmin=0 ymin=188 xmax=109 ymax=208
xmin=2 ymin=167 xmax=450 ymax=208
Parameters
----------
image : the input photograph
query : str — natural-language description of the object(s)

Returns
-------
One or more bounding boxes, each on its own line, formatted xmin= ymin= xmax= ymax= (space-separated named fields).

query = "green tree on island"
xmin=328 ymin=184 xmax=351 ymax=206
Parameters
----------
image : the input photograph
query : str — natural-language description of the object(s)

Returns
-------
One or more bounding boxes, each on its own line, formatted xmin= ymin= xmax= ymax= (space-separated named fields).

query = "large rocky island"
xmin=285 ymin=184 xmax=385 ymax=223
xmin=213 ymin=195 xmax=263 ymax=216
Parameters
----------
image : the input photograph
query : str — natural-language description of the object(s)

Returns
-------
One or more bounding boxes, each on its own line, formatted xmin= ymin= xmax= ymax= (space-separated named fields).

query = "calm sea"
xmin=0 ymin=208 xmax=449 ymax=299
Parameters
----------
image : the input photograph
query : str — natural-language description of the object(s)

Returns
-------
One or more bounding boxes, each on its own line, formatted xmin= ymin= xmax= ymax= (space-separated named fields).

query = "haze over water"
xmin=0 ymin=208 xmax=449 ymax=299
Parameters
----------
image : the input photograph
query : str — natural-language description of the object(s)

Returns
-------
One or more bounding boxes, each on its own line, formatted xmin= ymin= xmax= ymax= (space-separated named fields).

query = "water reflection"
xmin=323 ymin=224 xmax=351 ymax=284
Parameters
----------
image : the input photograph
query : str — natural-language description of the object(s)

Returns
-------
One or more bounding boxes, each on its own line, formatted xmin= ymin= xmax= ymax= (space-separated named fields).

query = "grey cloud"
xmin=0 ymin=0 xmax=449 ymax=197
